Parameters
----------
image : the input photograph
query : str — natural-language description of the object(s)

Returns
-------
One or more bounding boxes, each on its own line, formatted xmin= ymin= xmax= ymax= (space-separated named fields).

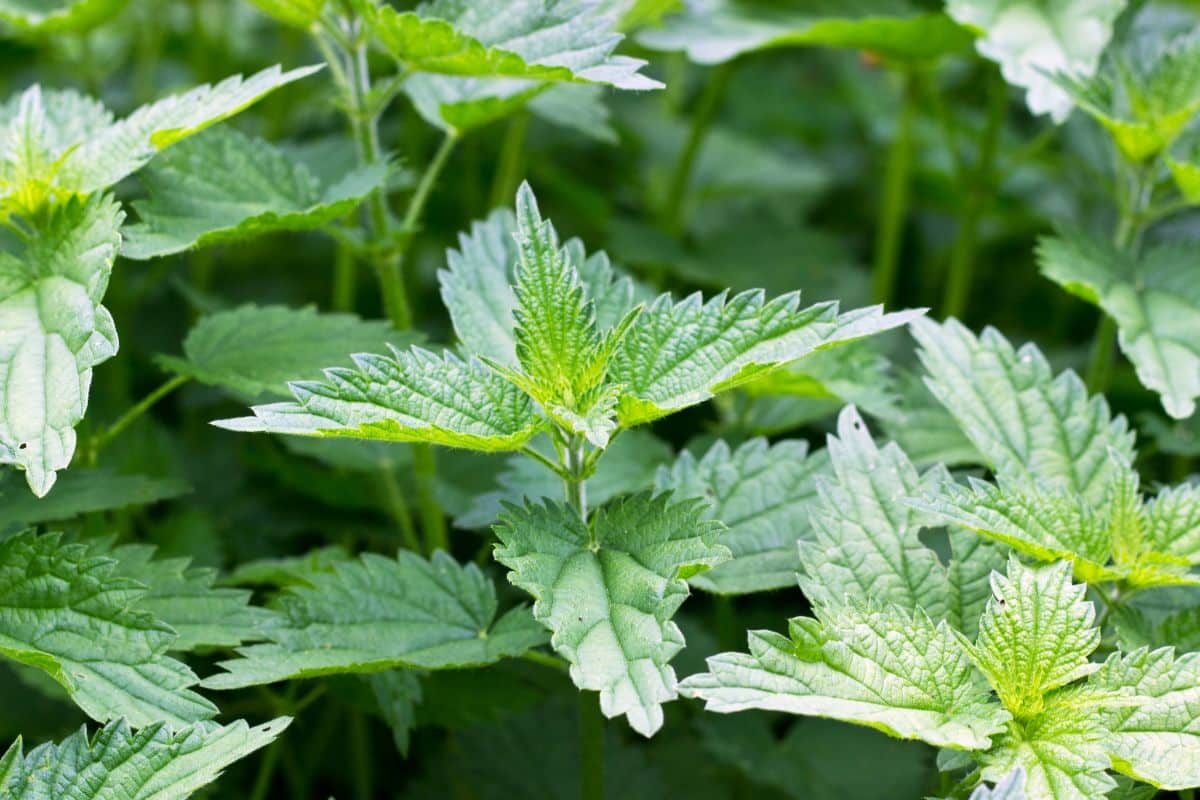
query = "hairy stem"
xmin=942 ymin=70 xmax=1006 ymax=320
xmin=662 ymin=63 xmax=733 ymax=235
xmin=873 ymin=70 xmax=917 ymax=307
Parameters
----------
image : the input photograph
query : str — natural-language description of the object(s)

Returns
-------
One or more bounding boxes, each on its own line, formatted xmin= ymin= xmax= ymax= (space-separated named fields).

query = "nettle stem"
xmin=872 ymin=69 xmax=917 ymax=307
xmin=88 ymin=374 xmax=191 ymax=462
xmin=662 ymin=62 xmax=733 ymax=235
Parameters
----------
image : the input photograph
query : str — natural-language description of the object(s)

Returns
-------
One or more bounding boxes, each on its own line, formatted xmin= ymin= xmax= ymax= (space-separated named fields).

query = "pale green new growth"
xmin=0 ymin=717 xmax=290 ymax=800
xmin=203 ymin=550 xmax=547 ymax=689
xmin=655 ymin=437 xmax=828 ymax=595
xmin=0 ymin=0 xmax=124 ymax=33
xmin=493 ymin=493 xmax=729 ymax=736
xmin=0 ymin=65 xmax=319 ymax=216
xmin=1039 ymin=232 xmax=1200 ymax=419
xmin=679 ymin=601 xmax=1008 ymax=750
xmin=0 ymin=531 xmax=215 ymax=727
xmin=0 ymin=195 xmax=121 ymax=496
xmin=162 ymin=304 xmax=418 ymax=401
xmin=962 ymin=560 xmax=1101 ymax=719
xmin=122 ymin=127 xmax=387 ymax=259
xmin=637 ymin=0 xmax=970 ymax=64
xmin=213 ymin=347 xmax=545 ymax=451
xmin=946 ymin=0 xmax=1126 ymax=122
xmin=912 ymin=317 xmax=1135 ymax=507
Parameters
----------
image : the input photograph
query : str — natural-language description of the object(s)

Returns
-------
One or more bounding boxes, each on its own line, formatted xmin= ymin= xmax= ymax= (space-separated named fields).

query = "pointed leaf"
xmin=493 ymin=493 xmax=729 ymax=736
xmin=203 ymin=550 xmax=547 ymax=689
xmin=367 ymin=670 xmax=423 ymax=756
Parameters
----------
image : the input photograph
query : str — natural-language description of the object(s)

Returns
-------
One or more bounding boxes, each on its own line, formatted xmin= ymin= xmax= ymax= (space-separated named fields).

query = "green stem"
xmin=378 ymin=464 xmax=420 ymax=552
xmin=563 ymin=437 xmax=588 ymax=520
xmin=522 ymin=649 xmax=571 ymax=672
xmin=579 ymin=690 xmax=605 ymax=800
xmin=402 ymin=133 xmax=459 ymax=236
xmin=90 ymin=375 xmax=190 ymax=458
xmin=942 ymin=70 xmax=1006 ymax=320
xmin=248 ymin=734 xmax=284 ymax=800
xmin=413 ymin=444 xmax=447 ymax=554
xmin=332 ymin=238 xmax=357 ymax=311
xmin=1085 ymin=316 xmax=1119 ymax=395
xmin=873 ymin=70 xmax=917 ymax=307
xmin=349 ymin=709 xmax=373 ymax=800
xmin=490 ymin=112 xmax=531 ymax=210
xmin=662 ymin=63 xmax=733 ymax=235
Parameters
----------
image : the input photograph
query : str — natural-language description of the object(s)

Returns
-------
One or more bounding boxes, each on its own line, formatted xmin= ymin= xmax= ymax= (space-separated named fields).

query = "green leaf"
xmin=655 ymin=437 xmax=827 ymax=595
xmin=0 ymin=717 xmax=289 ymax=800
xmin=960 ymin=559 xmax=1101 ymax=720
xmin=1143 ymin=483 xmax=1200 ymax=564
xmin=1115 ymin=605 xmax=1200 ymax=654
xmin=160 ymin=304 xmax=417 ymax=401
xmin=202 ymin=550 xmax=547 ymax=689
xmin=971 ymin=769 xmax=1027 ymax=800
xmin=979 ymin=688 xmax=1116 ymax=800
xmin=0 ymin=0 xmax=125 ymax=33
xmin=493 ymin=493 xmax=729 ymax=736
xmin=883 ymin=371 xmax=983 ymax=469
xmin=609 ymin=293 xmax=921 ymax=426
xmin=1039 ymin=232 xmax=1200 ymax=419
xmin=637 ymin=0 xmax=971 ymax=64
xmin=0 ymin=194 xmax=122 ymax=496
xmin=102 ymin=541 xmax=268 ymax=652
xmin=679 ymin=601 xmax=1008 ymax=750
xmin=122 ymin=127 xmax=387 ymax=259
xmin=0 ymin=530 xmax=215 ymax=727
xmin=799 ymin=406 xmax=952 ymax=620
xmin=367 ymin=670 xmax=423 ymax=756
xmin=1091 ymin=647 xmax=1200 ymax=789
xmin=0 ymin=469 xmax=188 ymax=529
xmin=912 ymin=317 xmax=1135 ymax=507
xmin=0 ymin=65 xmax=320 ymax=216
xmin=244 ymin=0 xmax=324 ymax=28
xmin=212 ymin=347 xmax=546 ymax=451
xmin=946 ymin=0 xmax=1126 ymax=123
xmin=367 ymin=0 xmax=659 ymax=88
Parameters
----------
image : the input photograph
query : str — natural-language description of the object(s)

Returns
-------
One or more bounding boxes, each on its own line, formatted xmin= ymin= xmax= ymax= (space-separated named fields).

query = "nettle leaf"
xmin=0 ymin=195 xmax=122 ymax=497
xmin=102 ymin=542 xmax=268 ymax=652
xmin=1059 ymin=30 xmax=1200 ymax=162
xmin=1039 ymin=232 xmax=1200 ymax=419
xmin=1090 ymin=647 xmax=1200 ymax=789
xmin=679 ymin=600 xmax=1008 ymax=750
xmin=971 ymin=769 xmax=1027 ymax=800
xmin=0 ymin=717 xmax=289 ymax=800
xmin=493 ymin=493 xmax=729 ymax=736
xmin=368 ymin=0 xmax=658 ymax=87
xmin=122 ymin=127 xmax=387 ymax=259
xmin=0 ymin=0 xmax=125 ymax=34
xmin=637 ymin=0 xmax=971 ymax=64
xmin=213 ymin=347 xmax=545 ymax=451
xmin=0 ymin=65 xmax=320 ymax=216
xmin=0 ymin=530 xmax=215 ymax=727
xmin=161 ymin=304 xmax=417 ymax=401
xmin=202 ymin=550 xmax=547 ymax=689
xmin=438 ymin=205 xmax=645 ymax=366
xmin=367 ymin=670 xmax=423 ymax=756
xmin=609 ymin=293 xmax=921 ymax=426
xmin=912 ymin=317 xmax=1135 ymax=508
xmin=655 ymin=437 xmax=828 ymax=595
xmin=980 ymin=687 xmax=1116 ymax=800
xmin=962 ymin=560 xmax=1101 ymax=720
xmin=0 ymin=468 xmax=188 ymax=529
xmin=1143 ymin=483 xmax=1200 ymax=564
xmin=946 ymin=0 xmax=1126 ymax=123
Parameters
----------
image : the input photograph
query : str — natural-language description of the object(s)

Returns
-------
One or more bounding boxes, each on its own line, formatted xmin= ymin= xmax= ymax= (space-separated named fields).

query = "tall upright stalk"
xmin=872 ymin=70 xmax=917 ymax=307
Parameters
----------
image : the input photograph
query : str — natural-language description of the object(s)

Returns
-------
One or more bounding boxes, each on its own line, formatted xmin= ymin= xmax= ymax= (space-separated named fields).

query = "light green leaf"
xmin=0 ymin=530 xmax=215 ymax=727
xmin=202 ymin=550 xmax=547 ymax=689
xmin=1115 ymin=605 xmax=1200 ymax=654
xmin=800 ymin=406 xmax=952 ymax=620
xmin=946 ymin=0 xmax=1126 ymax=123
xmin=655 ymin=437 xmax=827 ymax=595
xmin=244 ymin=0 xmax=324 ymax=27
xmin=1091 ymin=647 xmax=1200 ymax=789
xmin=122 ymin=127 xmax=387 ymax=259
xmin=212 ymin=347 xmax=546 ymax=451
xmin=971 ymin=769 xmax=1027 ymax=800
xmin=0 ymin=195 xmax=122 ymax=496
xmin=1143 ymin=483 xmax=1200 ymax=563
xmin=102 ymin=542 xmax=268 ymax=652
xmin=528 ymin=84 xmax=618 ymax=143
xmin=368 ymin=0 xmax=659 ymax=88
xmin=403 ymin=75 xmax=548 ymax=135
xmin=679 ymin=601 xmax=1008 ymax=750
xmin=0 ymin=469 xmax=188 ymax=529
xmin=0 ymin=0 xmax=125 ymax=33
xmin=0 ymin=65 xmax=320 ymax=216
xmin=160 ymin=304 xmax=417 ymax=401
xmin=493 ymin=493 xmax=729 ymax=736
xmin=0 ymin=717 xmax=288 ymax=799
xmin=947 ymin=530 xmax=1011 ymax=641
xmin=912 ymin=317 xmax=1135 ymax=508
xmin=637 ymin=0 xmax=971 ymax=64
xmin=883 ymin=371 xmax=983 ymax=469
xmin=979 ymin=688 xmax=1116 ymax=800
xmin=367 ymin=670 xmax=423 ymax=756
xmin=1039 ymin=232 xmax=1200 ymax=419
xmin=610 ymin=293 xmax=921 ymax=426
xmin=961 ymin=559 xmax=1101 ymax=720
